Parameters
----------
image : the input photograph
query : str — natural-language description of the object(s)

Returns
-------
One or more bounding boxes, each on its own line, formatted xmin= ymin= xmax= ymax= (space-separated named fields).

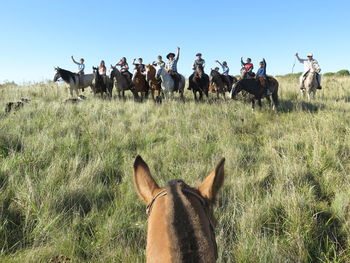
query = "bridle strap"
xmin=146 ymin=190 xmax=167 ymax=215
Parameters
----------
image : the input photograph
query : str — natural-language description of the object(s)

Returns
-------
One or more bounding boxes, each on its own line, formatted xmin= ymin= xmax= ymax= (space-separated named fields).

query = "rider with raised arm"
xmin=71 ymin=56 xmax=85 ymax=75
xmin=295 ymin=52 xmax=322 ymax=90
xmin=115 ymin=57 xmax=132 ymax=85
xmin=256 ymin=58 xmax=272 ymax=95
xmin=152 ymin=55 xmax=165 ymax=67
xmin=215 ymin=60 xmax=231 ymax=88
xmin=165 ymin=47 xmax=180 ymax=91
xmin=133 ymin=58 xmax=146 ymax=73
xmin=241 ymin=57 xmax=254 ymax=78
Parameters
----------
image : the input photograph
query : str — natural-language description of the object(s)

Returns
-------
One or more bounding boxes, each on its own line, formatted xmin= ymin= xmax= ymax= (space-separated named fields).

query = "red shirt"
xmin=244 ymin=63 xmax=253 ymax=71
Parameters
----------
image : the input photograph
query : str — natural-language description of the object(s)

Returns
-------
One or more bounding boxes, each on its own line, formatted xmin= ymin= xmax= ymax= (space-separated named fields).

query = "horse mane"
xmin=57 ymin=68 xmax=76 ymax=84
xmin=166 ymin=182 xmax=214 ymax=263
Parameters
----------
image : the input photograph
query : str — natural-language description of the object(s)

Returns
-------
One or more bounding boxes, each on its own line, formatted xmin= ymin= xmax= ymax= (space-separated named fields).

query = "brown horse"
xmin=209 ymin=69 xmax=227 ymax=100
xmin=189 ymin=65 xmax=209 ymax=101
xmin=132 ymin=68 xmax=148 ymax=101
xmin=133 ymin=155 xmax=225 ymax=263
xmin=145 ymin=64 xmax=162 ymax=102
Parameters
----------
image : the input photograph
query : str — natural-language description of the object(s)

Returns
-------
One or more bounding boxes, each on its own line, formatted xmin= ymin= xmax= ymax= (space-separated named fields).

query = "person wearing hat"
xmin=241 ymin=57 xmax=254 ymax=78
xmin=71 ymin=55 xmax=85 ymax=75
xmin=165 ymin=47 xmax=180 ymax=91
xmin=295 ymin=52 xmax=322 ymax=89
xmin=192 ymin=53 xmax=206 ymax=70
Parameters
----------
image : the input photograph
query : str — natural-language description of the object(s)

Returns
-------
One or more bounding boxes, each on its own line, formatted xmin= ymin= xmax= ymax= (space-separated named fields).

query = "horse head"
xmin=133 ymin=155 xmax=225 ymax=262
xmin=53 ymin=67 xmax=61 ymax=82
xmin=311 ymin=61 xmax=321 ymax=73
xmin=195 ymin=65 xmax=204 ymax=78
xmin=240 ymin=67 xmax=248 ymax=79
xmin=145 ymin=64 xmax=155 ymax=82
xmin=231 ymin=80 xmax=243 ymax=99
xmin=155 ymin=66 xmax=163 ymax=79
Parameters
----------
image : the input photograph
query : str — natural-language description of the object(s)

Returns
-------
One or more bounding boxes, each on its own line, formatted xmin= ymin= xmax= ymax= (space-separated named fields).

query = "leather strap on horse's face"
xmin=145 ymin=186 xmax=218 ymax=259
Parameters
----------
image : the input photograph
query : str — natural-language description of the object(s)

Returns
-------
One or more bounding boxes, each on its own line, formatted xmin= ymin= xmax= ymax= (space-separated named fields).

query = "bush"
xmin=323 ymin=72 xmax=335 ymax=77
xmin=336 ymin=69 xmax=350 ymax=76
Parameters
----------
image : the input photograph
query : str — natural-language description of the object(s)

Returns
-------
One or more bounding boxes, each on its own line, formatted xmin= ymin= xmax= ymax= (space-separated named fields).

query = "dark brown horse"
xmin=133 ymin=155 xmax=225 ymax=263
xmin=145 ymin=64 xmax=162 ymax=102
xmin=209 ymin=69 xmax=227 ymax=100
xmin=132 ymin=68 xmax=148 ymax=101
xmin=189 ymin=65 xmax=209 ymax=101
xmin=231 ymin=77 xmax=279 ymax=110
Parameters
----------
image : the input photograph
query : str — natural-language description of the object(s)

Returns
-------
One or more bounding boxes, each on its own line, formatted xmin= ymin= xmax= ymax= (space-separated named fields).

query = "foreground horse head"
xmin=134 ymin=155 xmax=225 ymax=263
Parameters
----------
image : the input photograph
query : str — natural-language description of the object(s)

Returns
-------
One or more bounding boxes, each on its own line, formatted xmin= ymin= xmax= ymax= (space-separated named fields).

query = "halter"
xmin=146 ymin=186 xmax=218 ymax=259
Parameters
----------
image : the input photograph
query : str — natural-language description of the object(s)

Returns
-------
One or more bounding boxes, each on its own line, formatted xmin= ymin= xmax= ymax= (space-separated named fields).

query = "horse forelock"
xmin=167 ymin=183 xmax=214 ymax=263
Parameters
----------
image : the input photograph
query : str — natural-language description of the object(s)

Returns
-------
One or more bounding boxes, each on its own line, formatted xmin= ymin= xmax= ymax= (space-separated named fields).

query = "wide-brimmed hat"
xmin=166 ymin=53 xmax=175 ymax=59
xmin=196 ymin=53 xmax=202 ymax=57
xmin=307 ymin=53 xmax=313 ymax=57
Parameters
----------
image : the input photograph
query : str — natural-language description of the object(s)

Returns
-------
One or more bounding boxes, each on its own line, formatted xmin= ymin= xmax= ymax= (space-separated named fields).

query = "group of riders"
xmin=71 ymin=48 xmax=322 ymax=94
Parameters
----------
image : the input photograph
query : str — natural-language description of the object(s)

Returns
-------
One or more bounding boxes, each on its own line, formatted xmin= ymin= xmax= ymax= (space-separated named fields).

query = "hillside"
xmin=1 ymin=76 xmax=350 ymax=262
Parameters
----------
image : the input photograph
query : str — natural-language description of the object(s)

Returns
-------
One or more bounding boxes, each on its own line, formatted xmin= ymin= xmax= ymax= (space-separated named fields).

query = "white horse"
xmin=54 ymin=67 xmax=94 ymax=97
xmin=155 ymin=66 xmax=185 ymax=99
xmin=301 ymin=61 xmax=321 ymax=100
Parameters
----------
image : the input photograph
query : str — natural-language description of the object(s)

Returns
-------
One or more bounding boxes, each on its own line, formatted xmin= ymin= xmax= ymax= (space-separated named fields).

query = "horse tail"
xmin=272 ymin=83 xmax=279 ymax=107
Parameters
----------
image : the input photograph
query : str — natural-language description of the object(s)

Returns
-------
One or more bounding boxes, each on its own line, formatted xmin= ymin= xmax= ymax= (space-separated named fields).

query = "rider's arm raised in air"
xmin=215 ymin=60 xmax=223 ymax=67
xmin=241 ymin=57 xmax=245 ymax=67
xmin=295 ymin=53 xmax=306 ymax=63
xmin=71 ymin=56 xmax=79 ymax=65
xmin=175 ymin=47 xmax=180 ymax=61
xmin=263 ymin=58 xmax=267 ymax=69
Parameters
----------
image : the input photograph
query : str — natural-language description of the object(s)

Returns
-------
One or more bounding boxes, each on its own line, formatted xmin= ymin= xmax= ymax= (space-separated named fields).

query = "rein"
xmin=146 ymin=187 xmax=218 ymax=259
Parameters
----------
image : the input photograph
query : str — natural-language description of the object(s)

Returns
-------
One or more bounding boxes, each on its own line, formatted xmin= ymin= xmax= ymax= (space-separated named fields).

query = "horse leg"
xmin=266 ymin=96 xmax=272 ymax=107
xmin=258 ymin=99 xmax=262 ymax=108
xmin=69 ymin=87 xmax=74 ymax=98
xmin=251 ymin=99 xmax=255 ymax=111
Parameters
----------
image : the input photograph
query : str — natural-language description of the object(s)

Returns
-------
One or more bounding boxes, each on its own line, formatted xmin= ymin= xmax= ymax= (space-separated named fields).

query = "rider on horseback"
xmin=188 ymin=53 xmax=205 ymax=90
xmin=165 ymin=47 xmax=180 ymax=91
xmin=98 ymin=60 xmax=108 ymax=86
xmin=256 ymin=58 xmax=272 ymax=95
xmin=71 ymin=56 xmax=85 ymax=75
xmin=152 ymin=55 xmax=165 ymax=67
xmin=295 ymin=53 xmax=322 ymax=90
xmin=192 ymin=53 xmax=205 ymax=70
xmin=215 ymin=60 xmax=231 ymax=88
xmin=241 ymin=57 xmax=255 ymax=78
xmin=115 ymin=57 xmax=133 ymax=86
xmin=133 ymin=58 xmax=146 ymax=73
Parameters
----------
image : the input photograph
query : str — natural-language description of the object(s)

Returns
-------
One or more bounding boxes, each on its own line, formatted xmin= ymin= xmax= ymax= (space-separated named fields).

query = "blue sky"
xmin=0 ymin=0 xmax=349 ymax=83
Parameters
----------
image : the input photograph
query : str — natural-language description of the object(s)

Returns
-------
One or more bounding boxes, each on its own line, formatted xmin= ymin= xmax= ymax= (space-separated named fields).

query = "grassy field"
xmin=0 ymin=76 xmax=350 ymax=262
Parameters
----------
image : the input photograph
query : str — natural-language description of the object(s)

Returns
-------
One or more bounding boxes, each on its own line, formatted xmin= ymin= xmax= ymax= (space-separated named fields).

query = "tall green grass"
xmin=0 ymin=77 xmax=350 ymax=262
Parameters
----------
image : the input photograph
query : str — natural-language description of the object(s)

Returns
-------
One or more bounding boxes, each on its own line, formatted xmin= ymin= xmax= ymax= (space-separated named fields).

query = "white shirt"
xmin=297 ymin=58 xmax=317 ymax=73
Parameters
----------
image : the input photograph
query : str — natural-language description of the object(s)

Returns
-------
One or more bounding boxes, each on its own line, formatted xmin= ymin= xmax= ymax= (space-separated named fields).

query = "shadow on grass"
xmin=278 ymin=99 xmax=325 ymax=113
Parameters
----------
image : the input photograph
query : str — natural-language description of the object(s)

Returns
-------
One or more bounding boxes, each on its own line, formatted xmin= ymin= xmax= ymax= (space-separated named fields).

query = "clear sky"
xmin=1 ymin=0 xmax=349 ymax=83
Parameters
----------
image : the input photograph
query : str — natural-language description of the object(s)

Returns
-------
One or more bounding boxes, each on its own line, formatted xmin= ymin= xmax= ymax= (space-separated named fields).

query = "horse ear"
xmin=133 ymin=155 xmax=160 ymax=204
xmin=197 ymin=158 xmax=225 ymax=202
